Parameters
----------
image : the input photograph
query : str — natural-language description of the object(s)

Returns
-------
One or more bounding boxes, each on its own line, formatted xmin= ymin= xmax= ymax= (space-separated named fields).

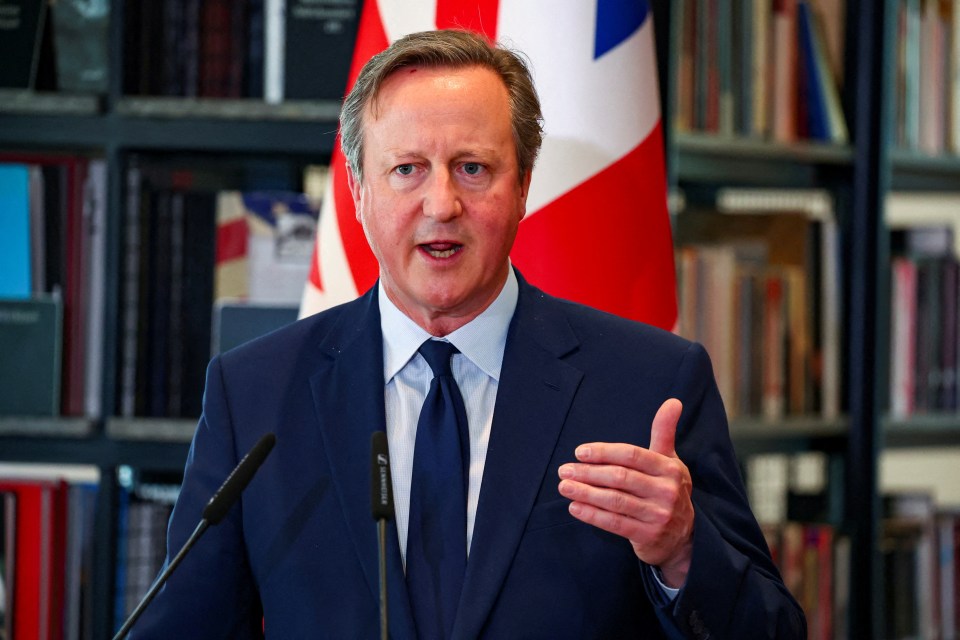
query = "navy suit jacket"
xmin=130 ymin=274 xmax=805 ymax=639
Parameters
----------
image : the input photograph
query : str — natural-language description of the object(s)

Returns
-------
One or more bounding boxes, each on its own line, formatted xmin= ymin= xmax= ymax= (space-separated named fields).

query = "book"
xmin=0 ymin=297 xmax=62 ymax=416
xmin=951 ymin=0 xmax=960 ymax=154
xmin=918 ymin=0 xmax=948 ymax=155
xmin=676 ymin=199 xmax=835 ymax=419
xmin=0 ymin=0 xmax=48 ymax=89
xmin=0 ymin=478 xmax=69 ymax=640
xmin=117 ymin=163 xmax=143 ymax=418
xmin=889 ymin=224 xmax=958 ymax=415
xmin=263 ymin=0 xmax=285 ymax=103
xmin=674 ymin=0 xmax=697 ymax=132
xmin=214 ymin=189 xmax=320 ymax=305
xmin=883 ymin=491 xmax=940 ymax=639
xmin=49 ymin=0 xmax=109 ymax=93
xmin=116 ymin=483 xmax=176 ymax=623
xmin=938 ymin=510 xmax=960 ymax=640
xmin=0 ymin=491 xmax=15 ymax=640
xmin=280 ymin=0 xmax=360 ymax=101
xmin=797 ymin=1 xmax=848 ymax=142
xmin=199 ymin=0 xmax=245 ymax=98
xmin=245 ymin=0 xmax=265 ymax=97
xmin=244 ymin=191 xmax=319 ymax=304
xmin=890 ymin=256 xmax=919 ymax=417
xmin=771 ymin=0 xmax=800 ymax=143
xmin=0 ymin=153 xmax=92 ymax=417
xmin=212 ymin=301 xmax=298 ymax=355
xmin=751 ymin=0 xmax=771 ymax=137
xmin=81 ymin=161 xmax=107 ymax=418
xmin=62 ymin=483 xmax=96 ymax=640
xmin=903 ymin=0 xmax=922 ymax=149
xmin=0 ymin=164 xmax=32 ymax=299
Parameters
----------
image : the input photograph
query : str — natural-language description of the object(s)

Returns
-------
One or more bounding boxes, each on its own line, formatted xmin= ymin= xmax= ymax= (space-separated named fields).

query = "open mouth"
xmin=420 ymin=242 xmax=463 ymax=259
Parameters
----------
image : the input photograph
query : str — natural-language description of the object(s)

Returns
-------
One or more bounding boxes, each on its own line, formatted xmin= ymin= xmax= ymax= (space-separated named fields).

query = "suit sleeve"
xmin=128 ymin=356 xmax=264 ymax=639
xmin=642 ymin=342 xmax=807 ymax=640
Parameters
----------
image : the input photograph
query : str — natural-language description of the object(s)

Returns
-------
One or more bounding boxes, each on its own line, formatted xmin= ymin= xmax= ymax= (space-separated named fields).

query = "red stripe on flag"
xmin=435 ymin=0 xmax=499 ymax=39
xmin=310 ymin=1 xmax=389 ymax=294
xmin=216 ymin=218 xmax=249 ymax=263
xmin=511 ymin=123 xmax=677 ymax=330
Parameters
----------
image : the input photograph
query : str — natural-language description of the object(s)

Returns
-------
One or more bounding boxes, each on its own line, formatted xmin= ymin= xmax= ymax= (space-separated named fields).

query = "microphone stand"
xmin=112 ymin=432 xmax=276 ymax=640
xmin=371 ymin=431 xmax=394 ymax=640
xmin=112 ymin=519 xmax=209 ymax=640
xmin=377 ymin=515 xmax=389 ymax=640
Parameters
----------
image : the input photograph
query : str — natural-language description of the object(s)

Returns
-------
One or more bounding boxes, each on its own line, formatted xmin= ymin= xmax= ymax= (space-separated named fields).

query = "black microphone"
xmin=371 ymin=430 xmax=394 ymax=520
xmin=113 ymin=432 xmax=277 ymax=640
xmin=370 ymin=431 xmax=393 ymax=640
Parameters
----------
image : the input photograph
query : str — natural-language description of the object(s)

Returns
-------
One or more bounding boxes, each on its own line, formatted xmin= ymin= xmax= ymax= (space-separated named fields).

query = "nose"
xmin=422 ymin=169 xmax=463 ymax=222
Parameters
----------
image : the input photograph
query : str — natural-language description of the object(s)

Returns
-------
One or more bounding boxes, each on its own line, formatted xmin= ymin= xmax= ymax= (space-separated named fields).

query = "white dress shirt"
xmin=380 ymin=268 xmax=518 ymax=567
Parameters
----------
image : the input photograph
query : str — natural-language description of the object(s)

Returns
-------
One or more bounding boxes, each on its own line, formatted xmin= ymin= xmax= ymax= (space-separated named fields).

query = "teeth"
xmin=428 ymin=247 xmax=459 ymax=258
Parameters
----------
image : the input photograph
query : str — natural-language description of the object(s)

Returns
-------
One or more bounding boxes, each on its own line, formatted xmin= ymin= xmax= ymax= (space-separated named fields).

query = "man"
xmin=130 ymin=30 xmax=805 ymax=639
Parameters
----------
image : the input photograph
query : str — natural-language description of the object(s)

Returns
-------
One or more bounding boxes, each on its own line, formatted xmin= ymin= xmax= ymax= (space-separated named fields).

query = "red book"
xmin=0 ymin=479 xmax=69 ymax=640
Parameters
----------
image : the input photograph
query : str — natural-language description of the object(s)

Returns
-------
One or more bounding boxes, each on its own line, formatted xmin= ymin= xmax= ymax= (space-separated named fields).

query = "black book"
xmin=283 ymin=0 xmax=360 ymax=100
xmin=50 ymin=0 xmax=109 ymax=93
xmin=0 ymin=0 xmax=47 ymax=89
xmin=179 ymin=191 xmax=217 ymax=418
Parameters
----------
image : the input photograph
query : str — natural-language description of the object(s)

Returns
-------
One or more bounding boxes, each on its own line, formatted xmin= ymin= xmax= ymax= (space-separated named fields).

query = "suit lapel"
xmin=309 ymin=287 xmax=417 ymax=640
xmin=452 ymin=278 xmax=583 ymax=640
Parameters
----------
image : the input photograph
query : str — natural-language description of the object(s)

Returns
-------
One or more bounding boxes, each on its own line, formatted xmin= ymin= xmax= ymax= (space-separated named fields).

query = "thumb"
xmin=649 ymin=398 xmax=683 ymax=457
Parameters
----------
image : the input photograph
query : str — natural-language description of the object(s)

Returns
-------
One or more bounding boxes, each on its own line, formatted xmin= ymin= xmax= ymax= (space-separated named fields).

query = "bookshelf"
xmin=0 ymin=1 xmax=340 ymax=636
xmin=1 ymin=0 xmax=958 ymax=637
xmin=657 ymin=0 xmax=960 ymax=637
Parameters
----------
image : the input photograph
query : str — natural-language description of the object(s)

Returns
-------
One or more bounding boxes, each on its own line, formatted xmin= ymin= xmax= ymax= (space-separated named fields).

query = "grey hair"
xmin=339 ymin=29 xmax=544 ymax=184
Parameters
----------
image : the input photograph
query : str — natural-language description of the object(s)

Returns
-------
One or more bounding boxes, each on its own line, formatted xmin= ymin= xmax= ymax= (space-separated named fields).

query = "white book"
xmin=951 ymin=0 xmax=960 ymax=153
xmin=264 ymin=0 xmax=286 ymax=104
xmin=82 ymin=160 xmax=107 ymax=418
xmin=751 ymin=0 xmax=771 ymax=137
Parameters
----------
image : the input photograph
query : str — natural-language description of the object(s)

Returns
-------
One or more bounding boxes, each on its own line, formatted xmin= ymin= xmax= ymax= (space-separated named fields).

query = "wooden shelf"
xmin=0 ymin=416 xmax=95 ymax=438
xmin=0 ymin=90 xmax=102 ymax=116
xmin=675 ymin=132 xmax=853 ymax=187
xmin=729 ymin=416 xmax=848 ymax=455
xmin=890 ymin=148 xmax=960 ymax=189
xmin=0 ymin=97 xmax=340 ymax=155
xmin=884 ymin=414 xmax=960 ymax=448
xmin=107 ymin=417 xmax=196 ymax=443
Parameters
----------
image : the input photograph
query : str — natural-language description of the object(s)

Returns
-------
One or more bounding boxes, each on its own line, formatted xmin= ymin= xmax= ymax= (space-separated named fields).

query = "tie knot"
xmin=418 ymin=339 xmax=459 ymax=377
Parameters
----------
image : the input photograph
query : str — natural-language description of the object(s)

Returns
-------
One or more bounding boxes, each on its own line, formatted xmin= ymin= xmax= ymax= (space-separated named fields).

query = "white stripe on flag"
xmin=299 ymin=165 xmax=359 ymax=317
xmin=498 ymin=3 xmax=660 ymax=214
xmin=380 ymin=0 xmax=437 ymax=41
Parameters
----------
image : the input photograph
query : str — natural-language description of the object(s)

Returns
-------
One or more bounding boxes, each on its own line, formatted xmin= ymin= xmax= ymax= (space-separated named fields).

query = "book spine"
xmin=264 ymin=0 xmax=285 ymax=103
xmin=118 ymin=165 xmax=142 ymax=417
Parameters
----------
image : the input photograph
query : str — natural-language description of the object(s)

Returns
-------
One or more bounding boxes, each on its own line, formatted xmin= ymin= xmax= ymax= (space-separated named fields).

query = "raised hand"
xmin=557 ymin=398 xmax=694 ymax=588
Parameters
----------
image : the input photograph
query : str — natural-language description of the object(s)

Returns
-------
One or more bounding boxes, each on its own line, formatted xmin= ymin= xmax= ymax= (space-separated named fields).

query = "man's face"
xmin=348 ymin=64 xmax=531 ymax=335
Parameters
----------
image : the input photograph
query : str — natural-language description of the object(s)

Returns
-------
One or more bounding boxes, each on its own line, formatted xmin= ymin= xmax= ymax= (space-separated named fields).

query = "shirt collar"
xmin=380 ymin=266 xmax=518 ymax=384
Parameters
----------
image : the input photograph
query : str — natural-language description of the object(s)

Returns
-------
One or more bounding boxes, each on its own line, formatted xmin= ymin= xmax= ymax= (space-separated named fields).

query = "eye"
xmin=462 ymin=162 xmax=484 ymax=176
xmin=395 ymin=164 xmax=415 ymax=176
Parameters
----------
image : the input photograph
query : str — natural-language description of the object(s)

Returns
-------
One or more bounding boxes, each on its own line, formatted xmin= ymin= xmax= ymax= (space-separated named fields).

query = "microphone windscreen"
xmin=371 ymin=431 xmax=394 ymax=520
xmin=203 ymin=432 xmax=276 ymax=525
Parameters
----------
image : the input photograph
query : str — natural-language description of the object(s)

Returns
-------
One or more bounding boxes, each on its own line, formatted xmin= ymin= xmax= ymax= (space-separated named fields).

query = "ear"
xmin=518 ymin=169 xmax=533 ymax=220
xmin=345 ymin=160 xmax=362 ymax=221
xmin=520 ymin=169 xmax=532 ymax=200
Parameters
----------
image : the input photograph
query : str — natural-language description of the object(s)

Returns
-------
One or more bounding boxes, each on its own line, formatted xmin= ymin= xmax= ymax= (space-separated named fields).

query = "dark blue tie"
xmin=406 ymin=339 xmax=469 ymax=640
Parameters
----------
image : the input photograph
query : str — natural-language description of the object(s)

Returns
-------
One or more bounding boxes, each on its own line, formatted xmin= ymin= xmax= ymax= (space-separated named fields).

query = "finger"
xmin=571 ymin=443 xmax=673 ymax=476
xmin=649 ymin=398 xmax=683 ymax=457
xmin=566 ymin=498 xmax=660 ymax=541
xmin=558 ymin=461 xmax=674 ymax=498
xmin=558 ymin=478 xmax=668 ymax=524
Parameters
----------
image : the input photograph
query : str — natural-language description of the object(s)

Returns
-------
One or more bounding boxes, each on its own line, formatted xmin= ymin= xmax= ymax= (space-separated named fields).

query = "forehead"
xmin=365 ymin=64 xmax=511 ymax=126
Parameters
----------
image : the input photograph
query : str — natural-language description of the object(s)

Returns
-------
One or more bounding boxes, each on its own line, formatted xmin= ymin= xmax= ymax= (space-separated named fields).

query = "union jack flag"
xmin=300 ymin=0 xmax=677 ymax=330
